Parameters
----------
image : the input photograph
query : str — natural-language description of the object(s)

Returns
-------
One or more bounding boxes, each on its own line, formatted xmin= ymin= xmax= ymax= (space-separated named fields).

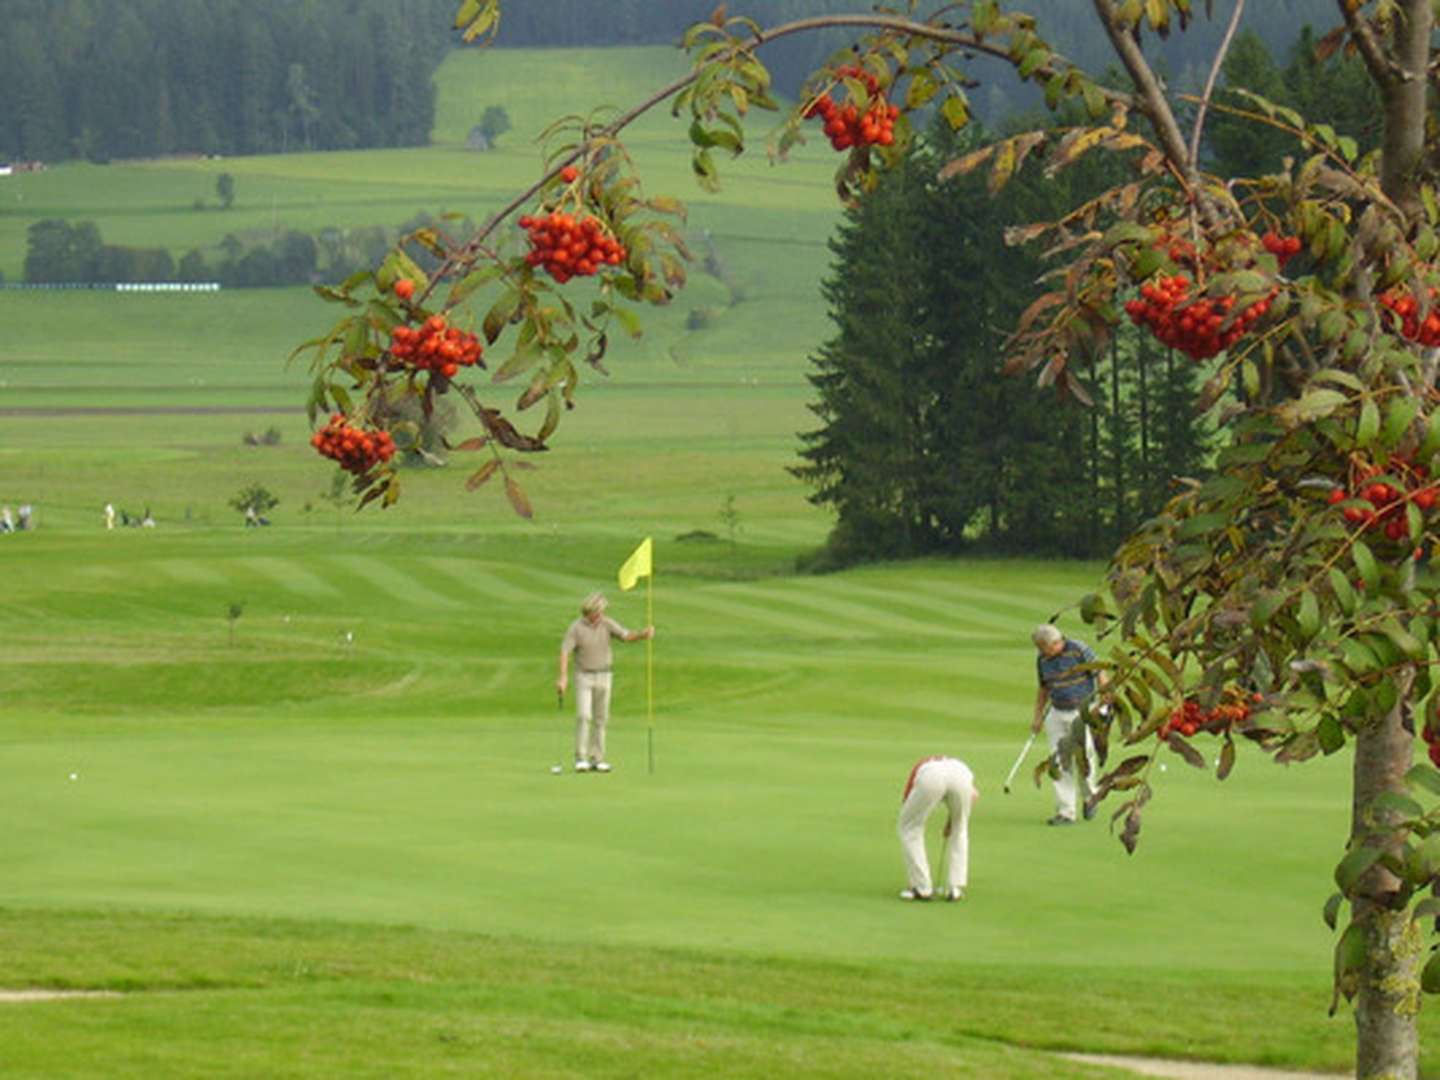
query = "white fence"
xmin=0 ymin=282 xmax=221 ymax=292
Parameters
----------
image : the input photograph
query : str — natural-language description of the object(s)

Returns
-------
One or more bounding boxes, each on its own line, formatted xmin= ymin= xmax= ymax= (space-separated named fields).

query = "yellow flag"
xmin=618 ymin=537 xmax=652 ymax=590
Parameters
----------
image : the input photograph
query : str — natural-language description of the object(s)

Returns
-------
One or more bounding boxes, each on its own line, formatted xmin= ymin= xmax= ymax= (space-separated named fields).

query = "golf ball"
xmin=69 ymin=773 xmax=78 ymax=781
xmin=550 ymin=765 xmax=562 ymax=774
xmin=1159 ymin=763 xmax=1167 ymax=772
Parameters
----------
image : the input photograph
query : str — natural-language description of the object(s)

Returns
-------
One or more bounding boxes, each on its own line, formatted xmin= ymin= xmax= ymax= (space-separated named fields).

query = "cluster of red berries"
xmin=1260 ymin=231 xmax=1302 ymax=268
xmin=802 ymin=65 xmax=898 ymax=150
xmin=517 ymin=212 xmax=626 ymax=283
xmin=1124 ymin=273 xmax=1276 ymax=361
xmin=1378 ymin=286 xmax=1440 ymax=347
xmin=1159 ymin=694 xmax=1257 ymax=738
xmin=310 ymin=414 xmax=397 ymax=476
xmin=1328 ymin=454 xmax=1437 ymax=546
xmin=388 ymin=315 xmax=483 ymax=380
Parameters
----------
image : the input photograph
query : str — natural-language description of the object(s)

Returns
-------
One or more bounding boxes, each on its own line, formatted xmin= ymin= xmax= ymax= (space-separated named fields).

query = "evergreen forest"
xmin=0 ymin=0 xmax=457 ymax=163
xmin=792 ymin=23 xmax=1382 ymax=561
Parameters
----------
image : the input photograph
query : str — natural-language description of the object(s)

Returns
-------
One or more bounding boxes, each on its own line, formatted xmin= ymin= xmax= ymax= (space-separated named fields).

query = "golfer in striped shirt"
xmin=1031 ymin=624 xmax=1107 ymax=825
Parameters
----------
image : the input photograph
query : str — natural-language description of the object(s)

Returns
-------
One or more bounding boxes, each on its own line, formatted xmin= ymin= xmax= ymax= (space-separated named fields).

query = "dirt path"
xmin=1063 ymin=1052 xmax=1343 ymax=1079
xmin=0 ymin=990 xmax=122 ymax=1002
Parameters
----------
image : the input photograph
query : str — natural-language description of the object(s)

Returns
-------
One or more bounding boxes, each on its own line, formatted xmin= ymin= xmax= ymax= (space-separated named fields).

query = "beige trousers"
xmin=574 ymin=669 xmax=612 ymax=764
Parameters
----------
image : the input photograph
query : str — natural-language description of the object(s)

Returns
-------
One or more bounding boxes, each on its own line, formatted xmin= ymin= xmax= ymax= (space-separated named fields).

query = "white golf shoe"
xmin=898 ymin=888 xmax=933 ymax=901
xmin=594 ymin=761 xmax=612 ymax=773
xmin=574 ymin=760 xmax=592 ymax=772
xmin=943 ymin=886 xmax=965 ymax=902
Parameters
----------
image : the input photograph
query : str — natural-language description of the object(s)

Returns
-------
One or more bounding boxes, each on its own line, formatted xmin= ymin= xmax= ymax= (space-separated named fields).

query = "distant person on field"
xmin=0 ymin=506 xmax=12 ymax=532
xmin=105 ymin=503 xmax=116 ymax=530
xmin=556 ymin=591 xmax=653 ymax=773
xmin=1031 ymin=623 xmax=1108 ymax=826
xmin=17 ymin=504 xmax=31 ymax=530
xmin=897 ymin=755 xmax=976 ymax=901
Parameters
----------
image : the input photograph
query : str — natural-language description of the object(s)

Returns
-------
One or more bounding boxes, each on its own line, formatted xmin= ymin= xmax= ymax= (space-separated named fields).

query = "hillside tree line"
xmin=0 ymin=0 xmax=457 ymax=163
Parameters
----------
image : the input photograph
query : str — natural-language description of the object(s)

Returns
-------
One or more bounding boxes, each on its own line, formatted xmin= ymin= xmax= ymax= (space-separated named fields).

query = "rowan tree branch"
xmin=1337 ymin=0 xmax=1398 ymax=90
xmin=1187 ymin=0 xmax=1246 ymax=165
xmin=449 ymin=10 xmax=1134 ymax=269
xmin=1376 ymin=0 xmax=1432 ymax=217
xmin=1089 ymin=0 xmax=1224 ymax=228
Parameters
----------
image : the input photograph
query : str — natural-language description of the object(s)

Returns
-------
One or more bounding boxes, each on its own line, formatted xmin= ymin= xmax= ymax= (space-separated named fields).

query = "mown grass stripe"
xmin=789 ymin=576 xmax=1034 ymax=636
xmin=422 ymin=557 xmax=550 ymax=608
xmin=737 ymin=579 xmax=962 ymax=639
xmin=150 ymin=558 xmax=227 ymax=587
xmin=232 ymin=557 xmax=345 ymax=601
xmin=326 ymin=554 xmax=466 ymax=612
xmin=664 ymin=585 xmax=848 ymax=638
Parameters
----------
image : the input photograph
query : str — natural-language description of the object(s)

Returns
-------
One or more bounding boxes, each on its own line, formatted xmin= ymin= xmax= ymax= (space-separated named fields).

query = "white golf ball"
xmin=550 ymin=765 xmax=562 ymax=774
xmin=1159 ymin=763 xmax=1167 ymax=773
xmin=69 ymin=773 xmax=78 ymax=781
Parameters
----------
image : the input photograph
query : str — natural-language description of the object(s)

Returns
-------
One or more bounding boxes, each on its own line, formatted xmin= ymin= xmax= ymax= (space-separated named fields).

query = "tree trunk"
xmin=1350 ymin=676 xmax=1421 ymax=1080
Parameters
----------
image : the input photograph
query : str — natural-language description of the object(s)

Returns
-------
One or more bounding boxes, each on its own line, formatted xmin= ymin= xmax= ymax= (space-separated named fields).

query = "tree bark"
xmin=1350 ymin=671 xmax=1421 ymax=1080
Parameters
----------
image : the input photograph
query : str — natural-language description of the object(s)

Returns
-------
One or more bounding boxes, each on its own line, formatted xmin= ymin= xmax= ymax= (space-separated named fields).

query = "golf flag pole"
xmin=618 ymin=538 xmax=655 ymax=772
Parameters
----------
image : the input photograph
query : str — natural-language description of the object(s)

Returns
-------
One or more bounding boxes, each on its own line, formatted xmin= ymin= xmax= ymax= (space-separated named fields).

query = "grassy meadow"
xmin=1 ymin=41 xmax=1436 ymax=1080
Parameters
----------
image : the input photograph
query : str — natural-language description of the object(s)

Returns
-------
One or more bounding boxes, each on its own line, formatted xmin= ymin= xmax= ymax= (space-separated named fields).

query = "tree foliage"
xmin=299 ymin=2 xmax=1440 ymax=1071
xmin=794 ymin=117 xmax=1210 ymax=565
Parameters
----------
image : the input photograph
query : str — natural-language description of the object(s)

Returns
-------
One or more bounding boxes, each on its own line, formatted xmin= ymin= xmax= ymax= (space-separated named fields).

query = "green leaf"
xmin=1250 ymin=590 xmax=1288 ymax=631
xmin=1312 ymin=367 xmax=1365 ymax=393
xmin=1406 ymin=764 xmax=1440 ymax=798
xmin=1317 ymin=714 xmax=1346 ymax=754
xmin=1322 ymin=891 xmax=1345 ymax=931
xmin=1418 ymin=410 xmax=1440 ymax=461
xmin=1356 ymin=396 xmax=1381 ymax=448
xmin=483 ymin=289 xmax=522 ymax=345
xmin=1297 ymin=589 xmax=1320 ymax=641
xmin=1378 ymin=618 xmax=1425 ymax=660
xmin=1338 ymin=637 xmax=1380 ymax=677
xmin=1423 ymin=950 xmax=1440 ymax=995
xmin=1294 ymin=388 xmax=1348 ymax=420
xmin=941 ymin=94 xmax=970 ymax=131
xmin=448 ymin=264 xmax=503 ymax=308
xmin=1382 ymin=395 xmax=1423 ymax=449
xmin=1329 ymin=567 xmax=1356 ymax=616
xmin=1334 ymin=921 xmax=1366 ymax=1006
xmin=1334 ymin=845 xmax=1382 ymax=892
xmin=1352 ymin=539 xmax=1379 ymax=592
xmin=907 ymin=69 xmax=939 ymax=110
xmin=1177 ymin=511 xmax=1229 ymax=540
xmin=1216 ymin=737 xmax=1235 ymax=780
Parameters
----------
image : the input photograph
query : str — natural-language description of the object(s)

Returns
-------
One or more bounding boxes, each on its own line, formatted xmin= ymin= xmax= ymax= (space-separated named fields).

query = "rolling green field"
xmin=1 ymin=42 xmax=1437 ymax=1080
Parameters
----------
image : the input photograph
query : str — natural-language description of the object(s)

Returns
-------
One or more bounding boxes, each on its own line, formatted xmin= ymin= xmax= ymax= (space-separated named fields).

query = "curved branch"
xmin=1089 ymin=0 xmax=1210 ymax=222
xmin=1187 ymin=0 xmax=1246 ymax=165
xmin=1338 ymin=0 xmax=1399 ymax=90
xmin=441 ymin=11 xmax=1135 ymax=274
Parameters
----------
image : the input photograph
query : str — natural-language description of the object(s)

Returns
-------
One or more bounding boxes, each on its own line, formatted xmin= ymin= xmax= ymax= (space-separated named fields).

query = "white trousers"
xmin=1043 ymin=706 xmax=1094 ymax=820
xmin=897 ymin=758 xmax=975 ymax=894
xmin=574 ymin=669 xmax=612 ymax=764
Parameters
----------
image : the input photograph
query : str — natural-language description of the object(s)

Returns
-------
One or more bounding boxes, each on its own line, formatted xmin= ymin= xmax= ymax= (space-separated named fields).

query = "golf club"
xmin=550 ymin=688 xmax=565 ymax=774
xmin=1002 ymin=731 xmax=1036 ymax=794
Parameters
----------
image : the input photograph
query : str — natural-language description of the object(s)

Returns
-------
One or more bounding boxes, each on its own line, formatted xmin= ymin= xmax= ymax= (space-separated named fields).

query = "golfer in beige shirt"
xmin=556 ymin=592 xmax=654 ymax=772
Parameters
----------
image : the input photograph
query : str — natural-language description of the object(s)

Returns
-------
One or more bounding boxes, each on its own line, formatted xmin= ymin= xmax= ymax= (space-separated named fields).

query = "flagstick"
xmin=646 ymin=568 xmax=654 ymax=774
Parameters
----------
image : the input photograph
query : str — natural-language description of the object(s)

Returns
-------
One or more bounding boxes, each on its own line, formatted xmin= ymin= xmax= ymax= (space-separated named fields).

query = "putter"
xmin=550 ymin=688 xmax=565 ymax=774
xmin=1002 ymin=731 xmax=1037 ymax=794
